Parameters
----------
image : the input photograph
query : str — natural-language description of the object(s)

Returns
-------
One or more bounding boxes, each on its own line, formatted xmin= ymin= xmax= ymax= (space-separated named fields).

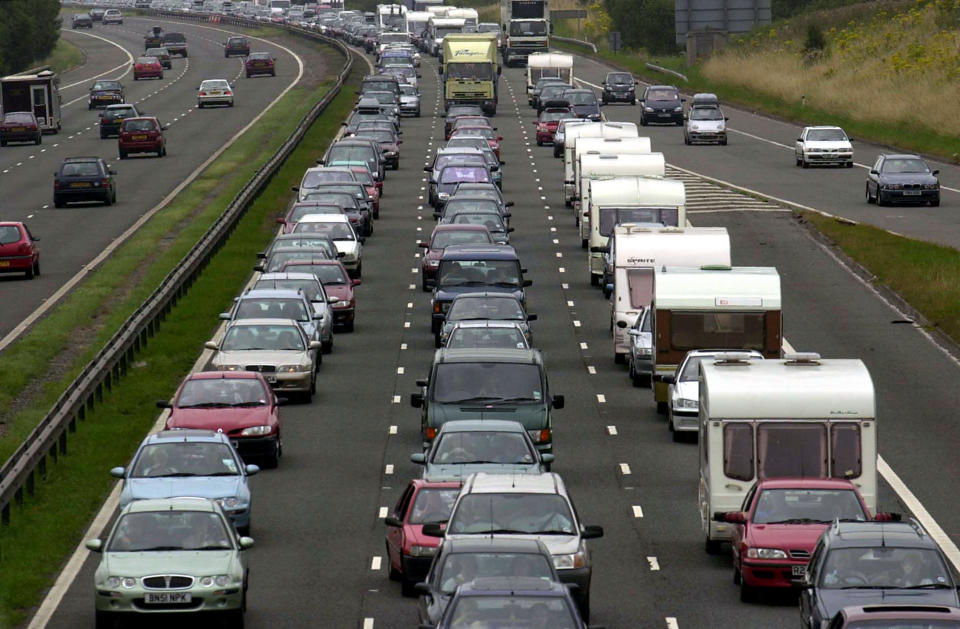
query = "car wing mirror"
xmin=627 ymin=329 xmax=641 ymax=337
xmin=870 ymin=169 xmax=879 ymax=175
xmin=218 ymin=312 xmax=231 ymax=320
xmin=410 ymin=452 xmax=426 ymax=464
xmin=581 ymin=524 xmax=603 ymax=539
xmin=85 ymin=539 xmax=103 ymax=553
xmin=110 ymin=466 xmax=126 ymax=478
xmin=410 ymin=392 xmax=424 ymax=408
xmin=522 ymin=279 xmax=533 ymax=287
xmin=384 ymin=515 xmax=403 ymax=527
xmin=245 ymin=464 xmax=260 ymax=476
xmin=421 ymin=523 xmax=444 ymax=538
xmin=526 ymin=313 xmax=537 ymax=321
xmin=661 ymin=375 xmax=677 ymax=385
xmin=505 ymin=201 xmax=515 ymax=207
xmin=551 ymin=394 xmax=564 ymax=409
xmin=933 ymin=169 xmax=941 ymax=176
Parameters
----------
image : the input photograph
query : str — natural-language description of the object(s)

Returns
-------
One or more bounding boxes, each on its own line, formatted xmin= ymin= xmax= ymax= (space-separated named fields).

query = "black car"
xmin=444 ymin=105 xmax=484 ymax=139
xmin=640 ymin=84 xmax=685 ymax=126
xmin=536 ymin=84 xmax=570 ymax=113
xmin=866 ymin=154 xmax=941 ymax=207
xmin=53 ymin=157 xmax=117 ymax=207
xmin=89 ymin=7 xmax=106 ymax=22
xmin=433 ymin=577 xmax=588 ymax=629
xmin=799 ymin=521 xmax=959 ymax=629
xmin=162 ymin=32 xmax=188 ymax=57
xmin=87 ymin=80 xmax=124 ymax=110
xmin=530 ymin=77 xmax=568 ymax=108
xmin=416 ymin=539 xmax=561 ymax=625
xmin=560 ymin=89 xmax=601 ymax=122
xmin=225 ymin=36 xmax=250 ymax=58
xmin=72 ymin=13 xmax=93 ymax=29
xmin=98 ymin=104 xmax=140 ymax=138
xmin=601 ymin=71 xmax=637 ymax=105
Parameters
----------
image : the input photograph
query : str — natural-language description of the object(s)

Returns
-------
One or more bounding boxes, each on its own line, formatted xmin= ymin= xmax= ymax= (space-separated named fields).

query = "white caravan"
xmin=575 ymin=141 xmax=657 ymax=241
xmin=563 ymin=122 xmax=638 ymax=205
xmin=447 ymin=7 xmax=479 ymax=28
xmin=525 ymin=53 xmax=574 ymax=100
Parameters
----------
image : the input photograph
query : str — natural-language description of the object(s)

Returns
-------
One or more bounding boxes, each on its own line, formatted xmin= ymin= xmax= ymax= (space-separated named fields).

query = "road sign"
xmin=609 ymin=31 xmax=622 ymax=51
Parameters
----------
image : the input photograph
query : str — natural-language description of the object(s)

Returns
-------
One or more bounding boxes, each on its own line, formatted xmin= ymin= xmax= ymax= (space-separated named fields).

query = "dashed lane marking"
xmin=619 ymin=463 xmax=632 ymax=475
xmin=647 ymin=557 xmax=661 ymax=571
xmin=632 ymin=505 xmax=644 ymax=518
xmin=371 ymin=556 xmax=382 ymax=571
xmin=392 ymin=395 xmax=401 ymax=404
xmin=606 ymin=425 xmax=617 ymax=435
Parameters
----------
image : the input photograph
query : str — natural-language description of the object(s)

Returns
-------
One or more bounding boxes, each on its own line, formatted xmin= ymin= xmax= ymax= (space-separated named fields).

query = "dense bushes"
xmin=603 ymin=0 xmax=677 ymax=54
xmin=0 ymin=0 xmax=62 ymax=75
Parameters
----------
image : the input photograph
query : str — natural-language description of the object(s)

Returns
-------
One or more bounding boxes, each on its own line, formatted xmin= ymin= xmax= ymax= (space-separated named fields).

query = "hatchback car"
xmin=530 ymin=77 xmax=569 ymax=108
xmin=384 ymin=479 xmax=461 ymax=595
xmin=435 ymin=165 xmax=492 ymax=205
xmin=534 ymin=108 xmax=573 ymax=146
xmin=162 ymin=32 xmax=188 ymax=57
xmin=278 ymin=260 xmax=359 ymax=332
xmin=204 ymin=319 xmax=321 ymax=402
xmin=225 ymin=36 xmax=250 ymax=57
xmin=321 ymin=139 xmax=385 ymax=182
xmin=102 ymin=9 xmax=123 ymax=24
xmin=450 ymin=127 xmax=503 ymax=160
xmin=866 ymin=154 xmax=940 ymax=207
xmin=436 ymin=577 xmax=588 ymax=629
xmin=0 ymin=222 xmax=40 ymax=279
xmin=411 ymin=420 xmax=552 ymax=481
xmin=601 ymin=71 xmax=638 ymax=104
xmin=684 ymin=105 xmax=728 ymax=145
xmin=302 ymin=185 xmax=374 ymax=237
xmin=444 ymin=105 xmax=485 ymax=138
xmin=291 ymin=215 xmax=363 ymax=278
xmin=197 ymin=79 xmax=234 ymax=108
xmin=437 ymin=292 xmax=534 ymax=348
xmin=245 ymin=52 xmax=276 ymax=77
xmin=795 ymin=125 xmax=853 ymax=168
xmin=90 ymin=8 xmax=106 ymax=22
xmin=444 ymin=320 xmax=530 ymax=350
xmin=0 ymin=111 xmax=41 ymax=146
xmin=560 ymin=89 xmax=601 ymax=122
xmin=640 ymin=85 xmax=685 ymax=125
xmin=111 ymin=430 xmax=260 ymax=533
xmin=133 ymin=56 xmax=163 ymax=80
xmin=86 ymin=498 xmax=252 ymax=628
xmin=418 ymin=224 xmax=494 ymax=291
xmin=53 ymin=156 xmax=116 ymax=207
xmin=118 ymin=116 xmax=166 ymax=159
xmin=99 ymin=104 xmax=140 ymax=138
xmin=72 ymin=13 xmax=93 ymax=28
xmin=220 ymin=288 xmax=330 ymax=354
xmin=252 ymin=272 xmax=334 ymax=351
xmin=351 ymin=128 xmax=401 ymax=170
xmin=399 ymin=83 xmax=421 ymax=117
xmin=87 ymin=81 xmax=125 ymax=110
xmin=293 ymin=166 xmax=360 ymax=201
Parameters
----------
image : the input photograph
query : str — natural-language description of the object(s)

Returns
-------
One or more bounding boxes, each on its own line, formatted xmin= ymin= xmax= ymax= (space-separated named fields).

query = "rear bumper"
xmin=0 ymin=131 xmax=39 ymax=142
xmin=120 ymin=140 xmax=163 ymax=154
xmin=134 ymin=70 xmax=163 ymax=78
xmin=0 ymin=255 xmax=35 ymax=272
xmin=54 ymin=188 xmax=111 ymax=202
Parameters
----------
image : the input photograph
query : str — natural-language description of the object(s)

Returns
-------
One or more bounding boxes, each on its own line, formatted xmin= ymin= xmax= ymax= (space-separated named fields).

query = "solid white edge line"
xmin=0 ymin=25 xmax=305 ymax=355
xmin=58 ymin=29 xmax=134 ymax=90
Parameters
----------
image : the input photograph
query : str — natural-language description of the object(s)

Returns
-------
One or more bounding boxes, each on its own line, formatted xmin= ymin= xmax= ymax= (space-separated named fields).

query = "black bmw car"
xmin=866 ymin=154 xmax=940 ymax=207
xmin=87 ymin=80 xmax=124 ymax=110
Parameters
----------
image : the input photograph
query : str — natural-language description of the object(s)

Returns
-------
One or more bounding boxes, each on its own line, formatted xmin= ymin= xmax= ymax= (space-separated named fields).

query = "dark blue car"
xmin=434 ymin=577 xmax=591 ymax=629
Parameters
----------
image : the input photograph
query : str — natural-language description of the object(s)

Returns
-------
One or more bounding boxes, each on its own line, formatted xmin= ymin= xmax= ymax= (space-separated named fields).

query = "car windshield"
xmin=432 ymin=230 xmax=491 ymax=248
xmin=328 ymin=146 xmax=375 ymax=163
xmin=0 ymin=226 xmax=21 ymax=245
xmin=202 ymin=80 xmax=230 ymax=90
xmin=448 ymin=493 xmax=575 ymax=534
xmin=647 ymin=88 xmax=678 ymax=101
xmin=91 ymin=81 xmax=121 ymax=91
xmin=175 ymin=376 xmax=266 ymax=407
xmin=351 ymin=170 xmax=375 ymax=186
xmin=290 ymin=264 xmax=348 ymax=284
xmin=60 ymin=162 xmax=100 ymax=177
xmin=807 ymin=128 xmax=847 ymax=142
xmin=449 ymin=297 xmax=523 ymax=321
xmin=447 ymin=326 xmax=527 ymax=349
xmin=122 ymin=119 xmax=157 ymax=132
xmin=448 ymin=106 xmax=483 ymax=118
xmin=445 ymin=199 xmax=499 ymax=214
xmin=751 ymin=488 xmax=867 ymax=524
xmin=306 ymin=188 xmax=363 ymax=204
xmin=820 ymin=547 xmax=951 ymax=589
xmin=254 ymin=279 xmax=320 ymax=302
xmin=449 ymin=595 xmax=573 ymax=628
xmin=290 ymin=205 xmax=344 ymax=222
xmin=407 ymin=488 xmax=460 ymax=524
xmin=294 ymin=221 xmax=355 ymax=240
xmin=882 ymin=158 xmax=930 ymax=174
xmin=564 ymin=91 xmax=597 ymax=106
xmin=105 ymin=107 xmax=136 ymax=119
xmin=447 ymin=138 xmax=489 ymax=151
xmin=432 ymin=431 xmax=534 ymax=465
xmin=540 ymin=110 xmax=570 ymax=123
xmin=509 ymin=21 xmax=546 ymax=35
xmin=302 ymin=171 xmax=355 ymax=187
xmin=453 ymin=128 xmax=495 ymax=140
xmin=690 ymin=107 xmax=723 ymax=121
xmin=400 ymin=85 xmax=417 ymax=95
xmin=221 ymin=324 xmax=305 ymax=351
xmin=3 ymin=113 xmax=33 ymax=124
xmin=437 ymin=259 xmax=519 ymax=287
xmin=369 ymin=92 xmax=398 ymax=105
xmin=235 ymin=298 xmax=310 ymax=322
xmin=478 ymin=24 xmax=501 ymax=33
xmin=228 ymin=37 xmax=247 ymax=45
xmin=388 ymin=66 xmax=415 ymax=77
xmin=433 ymin=362 xmax=541 ymax=404
xmin=608 ymin=73 xmax=633 ymax=84
xmin=447 ymin=63 xmax=494 ymax=80
xmin=440 ymin=167 xmax=490 ymax=184
xmin=267 ymin=250 xmax=332 ymax=271
xmin=436 ymin=154 xmax=485 ymax=171
xmin=355 ymin=130 xmax=396 ymax=143
xmin=108 ymin=511 xmax=232 ymax=551
xmin=438 ymin=553 xmax=552 ymax=594
xmin=131 ymin=442 xmax=242 ymax=478
xmin=539 ymin=86 xmax=567 ymax=100
xmin=434 ymin=26 xmax=463 ymax=38
xmin=362 ymin=80 xmax=397 ymax=93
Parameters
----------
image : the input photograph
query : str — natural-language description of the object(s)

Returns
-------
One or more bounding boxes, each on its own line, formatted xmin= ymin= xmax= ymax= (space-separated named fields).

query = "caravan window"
xmin=669 ymin=312 xmax=766 ymax=352
xmin=626 ymin=268 xmax=653 ymax=309
xmin=831 ymin=424 xmax=862 ymax=479
xmin=598 ymin=208 xmax=679 ymax=236
xmin=757 ymin=423 xmax=827 ymax=479
xmin=723 ymin=424 xmax=753 ymax=481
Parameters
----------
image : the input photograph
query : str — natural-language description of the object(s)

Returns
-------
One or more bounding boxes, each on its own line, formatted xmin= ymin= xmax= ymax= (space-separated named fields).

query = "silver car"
xmin=249 ymin=277 xmax=336 ymax=353
xmin=399 ymin=83 xmax=421 ymax=117
xmin=684 ymin=105 xmax=727 ymax=145
xmin=205 ymin=318 xmax=321 ymax=402
xmin=626 ymin=307 xmax=653 ymax=387
xmin=438 ymin=292 xmax=535 ymax=348
xmin=197 ymin=78 xmax=234 ymax=108
xmin=220 ymin=289 xmax=329 ymax=357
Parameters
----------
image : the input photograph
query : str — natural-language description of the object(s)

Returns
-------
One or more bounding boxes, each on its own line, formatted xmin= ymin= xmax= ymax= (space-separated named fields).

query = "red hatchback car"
xmin=245 ymin=52 xmax=276 ymax=77
xmin=133 ymin=56 xmax=164 ymax=80
xmin=534 ymin=108 xmax=573 ymax=146
xmin=0 ymin=111 xmax=41 ymax=146
xmin=279 ymin=260 xmax=359 ymax=332
xmin=0 ymin=222 xmax=40 ymax=278
xmin=446 ymin=116 xmax=491 ymax=140
xmin=716 ymin=478 xmax=886 ymax=602
xmin=417 ymin=224 xmax=493 ymax=291
xmin=162 ymin=371 xmax=283 ymax=468
xmin=117 ymin=116 xmax=166 ymax=159
xmin=385 ymin=479 xmax=461 ymax=595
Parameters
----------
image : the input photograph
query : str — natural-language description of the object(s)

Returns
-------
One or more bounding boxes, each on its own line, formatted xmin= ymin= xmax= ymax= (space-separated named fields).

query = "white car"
xmin=292 ymin=214 xmax=363 ymax=277
xmin=102 ymin=9 xmax=123 ymax=24
xmin=197 ymin=79 xmax=234 ymax=108
xmin=664 ymin=349 xmax=763 ymax=441
xmin=684 ymin=106 xmax=727 ymax=145
xmin=795 ymin=125 xmax=853 ymax=168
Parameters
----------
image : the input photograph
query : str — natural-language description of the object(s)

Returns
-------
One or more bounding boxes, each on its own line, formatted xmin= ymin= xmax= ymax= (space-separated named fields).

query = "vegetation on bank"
xmin=37 ymin=38 xmax=85 ymax=74
xmin=0 ymin=0 xmax=62 ymax=75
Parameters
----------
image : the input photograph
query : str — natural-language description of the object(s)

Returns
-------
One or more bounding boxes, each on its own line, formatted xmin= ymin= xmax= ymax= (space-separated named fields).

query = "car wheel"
xmin=733 ymin=562 xmax=742 ymax=585
xmin=246 ymin=72 xmax=251 ymax=78
xmin=656 ymin=401 xmax=668 ymax=415
xmin=262 ymin=439 xmax=281 ymax=469
xmin=322 ymin=337 xmax=333 ymax=354
xmin=720 ymin=138 xmax=728 ymax=145
xmin=386 ymin=542 xmax=401 ymax=581
xmin=103 ymin=191 xmax=112 ymax=207
xmin=865 ymin=183 xmax=875 ymax=204
xmin=801 ymin=158 xmax=809 ymax=168
xmin=133 ymin=76 xmax=138 ymax=81
xmin=118 ymin=150 xmax=126 ymax=160
xmin=640 ymin=115 xmax=648 ymax=126
xmin=931 ymin=196 xmax=941 ymax=207
xmin=94 ymin=609 xmax=114 ymax=629
xmin=54 ymin=198 xmax=64 ymax=208
xmin=614 ymin=352 xmax=625 ymax=365
xmin=31 ymin=260 xmax=40 ymax=278
xmin=684 ymin=135 xmax=691 ymax=145
xmin=401 ymin=576 xmax=417 ymax=597
xmin=160 ymin=146 xmax=166 ymax=157
xmin=35 ymin=135 xmax=42 ymax=145
xmin=422 ymin=278 xmax=430 ymax=292
xmin=271 ymin=71 xmax=276 ymax=77
xmin=739 ymin=574 xmax=756 ymax=603
xmin=577 ymin=593 xmax=590 ymax=624
xmin=704 ymin=535 xmax=722 ymax=555
xmin=846 ymin=161 xmax=853 ymax=168
xmin=373 ymin=206 xmax=379 ymax=219
xmin=589 ymin=273 xmax=599 ymax=286
xmin=877 ymin=190 xmax=887 ymax=206
xmin=100 ymin=131 xmax=107 ymax=139
xmin=434 ymin=332 xmax=441 ymax=348
xmin=25 ymin=263 xmax=35 ymax=279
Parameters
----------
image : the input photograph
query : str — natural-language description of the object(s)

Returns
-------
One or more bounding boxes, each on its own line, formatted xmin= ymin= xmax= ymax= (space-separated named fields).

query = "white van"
xmin=609 ymin=226 xmax=730 ymax=365
xmin=446 ymin=7 xmax=479 ymax=28
xmin=699 ymin=354 xmax=877 ymax=552
xmin=651 ymin=266 xmax=782 ymax=410
xmin=586 ymin=176 xmax=683 ymax=287
xmin=563 ymin=122 xmax=638 ymax=206
xmin=526 ymin=53 xmax=574 ymax=100
xmin=576 ymin=145 xmax=658 ymax=244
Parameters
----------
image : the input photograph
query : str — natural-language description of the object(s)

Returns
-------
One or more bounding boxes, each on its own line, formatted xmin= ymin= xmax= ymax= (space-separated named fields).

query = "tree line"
xmin=0 ymin=0 xmax=62 ymax=76
xmin=602 ymin=0 xmax=677 ymax=55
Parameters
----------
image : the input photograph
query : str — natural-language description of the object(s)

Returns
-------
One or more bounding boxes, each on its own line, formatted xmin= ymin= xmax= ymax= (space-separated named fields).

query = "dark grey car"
xmin=640 ymin=85 xmax=685 ymax=126
xmin=866 ymin=154 xmax=940 ymax=207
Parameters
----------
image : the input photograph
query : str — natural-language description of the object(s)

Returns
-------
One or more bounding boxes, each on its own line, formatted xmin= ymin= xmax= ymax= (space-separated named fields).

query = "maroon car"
xmin=0 ymin=111 xmax=41 ymax=146
xmin=133 ymin=56 xmax=163 ymax=80
xmin=0 ymin=222 xmax=40 ymax=279
xmin=245 ymin=52 xmax=276 ymax=77
xmin=162 ymin=371 xmax=283 ymax=468
xmin=277 ymin=202 xmax=346 ymax=234
xmin=418 ymin=224 xmax=493 ymax=291
xmin=716 ymin=478 xmax=884 ymax=602
xmin=117 ymin=116 xmax=166 ymax=159
xmin=279 ymin=260 xmax=360 ymax=332
xmin=446 ymin=115 xmax=491 ymax=140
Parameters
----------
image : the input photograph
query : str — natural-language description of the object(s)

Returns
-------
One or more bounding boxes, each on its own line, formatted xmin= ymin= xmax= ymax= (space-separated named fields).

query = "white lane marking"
xmin=363 ymin=619 xmax=375 ymax=629
xmin=397 ymin=367 xmax=405 ymax=375
xmin=632 ymin=505 xmax=644 ymax=518
xmin=666 ymin=618 xmax=680 ymax=629
xmin=596 ymin=394 xmax=606 ymax=403
xmin=647 ymin=557 xmax=661 ymax=571
xmin=385 ymin=464 xmax=394 ymax=475
xmin=392 ymin=395 xmax=401 ymax=404
xmin=580 ymin=342 xmax=588 ymax=350
xmin=378 ymin=507 xmax=388 ymax=518
xmin=558 ymin=267 xmax=565 ymax=273
xmin=400 ymin=343 xmax=408 ymax=350
xmin=573 ymin=320 xmax=581 ymax=327
xmin=58 ymin=29 xmax=134 ymax=90
xmin=389 ymin=425 xmax=398 ymax=435
xmin=408 ymin=284 xmax=415 ymax=290
xmin=606 ymin=425 xmax=617 ymax=435
xmin=371 ymin=556 xmax=382 ymax=571
xmin=561 ymin=283 xmax=569 ymax=289
xmin=619 ymin=463 xmax=632 ymax=475
xmin=404 ymin=322 xmax=411 ymax=328
xmin=567 ymin=300 xmax=575 ymax=307
xmin=587 ymin=366 xmax=596 ymax=374
xmin=555 ymin=252 xmax=563 ymax=258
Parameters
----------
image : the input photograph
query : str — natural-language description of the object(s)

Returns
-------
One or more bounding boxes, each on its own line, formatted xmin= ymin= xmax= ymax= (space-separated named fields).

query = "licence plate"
xmin=210 ymin=91 xmax=222 ymax=96
xmin=791 ymin=565 xmax=806 ymax=577
xmin=658 ymin=113 xmax=671 ymax=117
xmin=0 ymin=261 xmax=10 ymax=267
xmin=903 ymin=190 xmax=921 ymax=196
xmin=11 ymin=127 xmax=25 ymax=132
xmin=71 ymin=182 xmax=92 ymax=188
xmin=144 ymin=592 xmax=192 ymax=604
xmin=131 ymin=134 xmax=147 ymax=141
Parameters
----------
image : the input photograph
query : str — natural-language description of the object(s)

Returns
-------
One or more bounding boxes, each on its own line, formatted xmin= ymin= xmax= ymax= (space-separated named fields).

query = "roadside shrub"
xmin=804 ymin=23 xmax=827 ymax=52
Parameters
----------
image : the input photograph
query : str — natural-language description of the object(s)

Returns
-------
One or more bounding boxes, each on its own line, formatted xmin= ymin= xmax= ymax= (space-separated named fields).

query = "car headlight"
xmin=425 ymin=259 xmax=439 ymax=267
xmin=643 ymin=106 xmax=653 ymax=112
xmin=409 ymin=544 xmax=437 ymax=557
xmin=219 ymin=497 xmax=241 ymax=509
xmin=239 ymin=425 xmax=272 ymax=437
xmin=690 ymin=124 xmax=699 ymax=131
xmin=105 ymin=576 xmax=122 ymax=589
xmin=438 ymin=192 xmax=449 ymax=200
xmin=552 ymin=552 xmax=586 ymax=569
xmin=636 ymin=348 xmax=652 ymax=356
xmin=674 ymin=398 xmax=698 ymax=410
xmin=199 ymin=575 xmax=231 ymax=587
xmin=746 ymin=548 xmax=788 ymax=559
xmin=107 ymin=577 xmax=136 ymax=589
xmin=334 ymin=300 xmax=352 ymax=308
xmin=527 ymin=428 xmax=550 ymax=443
xmin=883 ymin=183 xmax=903 ymax=190
xmin=278 ymin=364 xmax=311 ymax=373
xmin=923 ymin=183 xmax=939 ymax=190
xmin=674 ymin=106 xmax=683 ymax=112
xmin=220 ymin=364 xmax=243 ymax=371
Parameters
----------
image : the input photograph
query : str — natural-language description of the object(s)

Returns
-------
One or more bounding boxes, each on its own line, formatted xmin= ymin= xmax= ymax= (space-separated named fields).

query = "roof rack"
xmin=784 ymin=352 xmax=821 ymax=365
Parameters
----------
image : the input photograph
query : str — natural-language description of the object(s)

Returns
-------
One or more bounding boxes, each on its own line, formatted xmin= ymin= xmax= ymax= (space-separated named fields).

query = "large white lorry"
xmin=500 ymin=0 xmax=549 ymax=67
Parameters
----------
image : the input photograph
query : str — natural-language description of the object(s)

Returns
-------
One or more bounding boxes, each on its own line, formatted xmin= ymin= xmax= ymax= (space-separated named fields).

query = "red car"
xmin=0 ymin=111 xmax=41 ymax=146
xmin=245 ymin=52 xmax=276 ymax=78
xmin=277 ymin=202 xmax=345 ymax=234
xmin=0 ymin=222 xmax=40 ymax=278
xmin=162 ymin=371 xmax=283 ymax=468
xmin=279 ymin=260 xmax=359 ymax=332
xmin=534 ymin=108 xmax=572 ymax=146
xmin=349 ymin=166 xmax=381 ymax=218
xmin=716 ymin=478 xmax=884 ymax=602
xmin=117 ymin=116 xmax=166 ymax=159
xmin=451 ymin=127 xmax=502 ymax=159
xmin=133 ymin=56 xmax=163 ymax=80
xmin=384 ymin=479 xmax=461 ymax=595
xmin=418 ymin=224 xmax=493 ymax=291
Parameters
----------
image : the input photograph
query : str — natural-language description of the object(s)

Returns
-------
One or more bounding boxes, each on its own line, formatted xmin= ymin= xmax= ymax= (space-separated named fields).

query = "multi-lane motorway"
xmin=27 ymin=39 xmax=960 ymax=629
xmin=0 ymin=17 xmax=330 ymax=343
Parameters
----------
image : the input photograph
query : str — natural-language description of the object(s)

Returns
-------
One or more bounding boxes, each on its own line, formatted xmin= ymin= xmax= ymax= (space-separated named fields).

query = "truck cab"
xmin=442 ymin=34 xmax=500 ymax=115
xmin=501 ymin=0 xmax=550 ymax=67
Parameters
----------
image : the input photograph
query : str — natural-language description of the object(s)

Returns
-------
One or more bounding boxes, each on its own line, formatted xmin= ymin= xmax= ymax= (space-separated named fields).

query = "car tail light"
xmin=538 ymin=429 xmax=551 ymax=443
xmin=53 ymin=180 xmax=60 ymax=189
xmin=433 ymin=302 xmax=442 ymax=314
xmin=101 ymin=178 xmax=110 ymax=187
xmin=225 ymin=91 xmax=233 ymax=96
xmin=199 ymin=91 xmax=207 ymax=96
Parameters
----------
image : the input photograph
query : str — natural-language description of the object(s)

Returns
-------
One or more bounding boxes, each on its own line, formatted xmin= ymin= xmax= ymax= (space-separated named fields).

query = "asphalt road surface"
xmin=36 ymin=48 xmax=960 ymax=629
xmin=0 ymin=16 xmax=331 ymax=341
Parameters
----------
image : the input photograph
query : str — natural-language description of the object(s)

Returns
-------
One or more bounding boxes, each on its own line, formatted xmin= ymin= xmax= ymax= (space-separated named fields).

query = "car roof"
xmin=298 ymin=214 xmax=350 ymax=223
xmin=226 ymin=317 xmax=301 ymax=326
xmin=882 ymin=153 xmax=924 ymax=160
xmin=436 ymin=347 xmax=539 ymax=365
xmin=438 ymin=419 xmax=527 ymax=433
xmin=463 ymin=472 xmax=563 ymax=495
xmin=433 ymin=224 xmax=490 ymax=232
xmin=805 ymin=125 xmax=844 ymax=131
xmin=122 ymin=497 xmax=218 ymax=514
xmin=186 ymin=370 xmax=262 ymax=381
xmin=451 ymin=291 xmax=520 ymax=301
xmin=444 ymin=537 xmax=549 ymax=553
xmin=459 ymin=577 xmax=564 ymax=594
xmin=257 ymin=272 xmax=320 ymax=282
xmin=826 ymin=521 xmax=936 ymax=549
xmin=648 ymin=84 xmax=678 ymax=90
xmin=105 ymin=104 xmax=135 ymax=109
xmin=451 ymin=320 xmax=524 ymax=330
xmin=62 ymin=156 xmax=102 ymax=163
xmin=145 ymin=429 xmax=229 ymax=444
xmin=239 ymin=289 xmax=304 ymax=300
xmin=439 ymin=244 xmax=518 ymax=260
xmin=753 ymin=478 xmax=859 ymax=491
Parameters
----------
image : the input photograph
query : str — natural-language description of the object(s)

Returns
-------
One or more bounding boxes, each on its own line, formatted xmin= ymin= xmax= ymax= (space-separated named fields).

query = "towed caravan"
xmin=525 ymin=53 xmax=573 ymax=100
xmin=699 ymin=354 xmax=878 ymax=553
xmin=578 ymin=150 xmax=663 ymax=248
xmin=563 ymin=122 xmax=638 ymax=206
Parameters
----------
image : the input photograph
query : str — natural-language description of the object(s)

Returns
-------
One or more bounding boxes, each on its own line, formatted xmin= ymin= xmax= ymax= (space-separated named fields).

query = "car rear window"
xmin=136 ymin=57 xmax=158 ymax=64
xmin=3 ymin=113 xmax=34 ymax=124
xmin=163 ymin=33 xmax=185 ymax=42
xmin=249 ymin=52 xmax=271 ymax=60
xmin=60 ymin=162 xmax=100 ymax=177
xmin=122 ymin=119 xmax=157 ymax=132
xmin=0 ymin=225 xmax=23 ymax=245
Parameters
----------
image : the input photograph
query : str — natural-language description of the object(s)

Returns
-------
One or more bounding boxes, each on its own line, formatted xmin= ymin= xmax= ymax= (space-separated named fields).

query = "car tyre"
xmin=434 ymin=331 xmax=441 ymax=348
xmin=401 ymin=576 xmax=417 ymax=597
xmin=118 ymin=150 xmax=127 ymax=160
xmin=720 ymin=137 xmax=728 ymax=145
xmin=640 ymin=116 xmax=648 ymax=126
xmin=931 ymin=196 xmax=941 ymax=207
xmin=577 ymin=594 xmax=590 ymax=624
xmin=656 ymin=401 xmax=668 ymax=415
xmin=35 ymin=135 xmax=42 ymax=146
xmin=54 ymin=198 xmax=64 ymax=208
xmin=801 ymin=158 xmax=809 ymax=168
xmin=160 ymin=146 xmax=167 ymax=157
xmin=684 ymin=135 xmax=691 ymax=145
xmin=31 ymin=260 xmax=40 ymax=278
xmin=739 ymin=574 xmax=756 ymax=603
xmin=103 ymin=191 xmax=112 ymax=207
xmin=846 ymin=161 xmax=854 ymax=168
xmin=877 ymin=190 xmax=888 ymax=206
xmin=704 ymin=535 xmax=722 ymax=554
xmin=94 ymin=609 xmax=114 ymax=629
xmin=865 ymin=183 xmax=875 ymax=204
xmin=262 ymin=437 xmax=281 ymax=469
xmin=387 ymin=542 xmax=401 ymax=581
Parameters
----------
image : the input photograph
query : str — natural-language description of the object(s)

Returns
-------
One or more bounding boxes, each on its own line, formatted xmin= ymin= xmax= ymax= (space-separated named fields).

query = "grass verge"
xmin=0 ymin=47 xmax=362 ymax=629
xmin=803 ymin=211 xmax=960 ymax=342
xmin=39 ymin=37 xmax=85 ymax=74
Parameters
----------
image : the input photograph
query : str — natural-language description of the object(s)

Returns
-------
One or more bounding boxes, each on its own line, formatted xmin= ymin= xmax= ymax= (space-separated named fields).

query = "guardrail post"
xmin=25 ymin=470 xmax=34 ymax=497
xmin=14 ymin=486 xmax=23 ymax=508
xmin=39 ymin=454 xmax=46 ymax=480
xmin=2 ymin=503 xmax=9 ymax=525
xmin=60 ymin=430 xmax=68 ymax=455
xmin=49 ymin=443 xmax=57 ymax=464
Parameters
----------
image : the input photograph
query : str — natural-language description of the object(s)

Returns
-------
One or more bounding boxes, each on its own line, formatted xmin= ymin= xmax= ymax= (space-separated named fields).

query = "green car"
xmin=86 ymin=497 xmax=252 ymax=628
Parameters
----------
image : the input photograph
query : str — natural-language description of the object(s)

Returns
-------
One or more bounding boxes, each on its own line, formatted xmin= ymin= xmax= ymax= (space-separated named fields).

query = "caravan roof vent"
xmin=713 ymin=352 xmax=755 ymax=365
xmin=784 ymin=352 xmax=822 ymax=365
